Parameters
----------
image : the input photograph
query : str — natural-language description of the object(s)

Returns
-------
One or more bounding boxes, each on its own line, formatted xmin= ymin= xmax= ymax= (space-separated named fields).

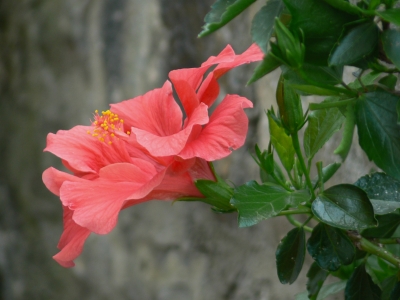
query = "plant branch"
xmin=291 ymin=132 xmax=316 ymax=200
xmin=278 ymin=207 xmax=312 ymax=216
xmin=286 ymin=215 xmax=313 ymax=233
xmin=348 ymin=231 xmax=400 ymax=268
xmin=374 ymin=238 xmax=400 ymax=245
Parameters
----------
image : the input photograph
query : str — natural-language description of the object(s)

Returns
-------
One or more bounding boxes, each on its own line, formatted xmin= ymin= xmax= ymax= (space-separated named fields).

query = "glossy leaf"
xmin=231 ymin=181 xmax=310 ymax=227
xmin=295 ymin=280 xmax=347 ymax=300
xmin=283 ymin=0 xmax=356 ymax=65
xmin=268 ymin=112 xmax=295 ymax=172
xmin=362 ymin=214 xmax=400 ymax=238
xmin=312 ymin=184 xmax=377 ymax=230
xmin=306 ymin=263 xmax=329 ymax=300
xmin=345 ymin=263 xmax=382 ymax=299
xmin=251 ymin=0 xmax=283 ymax=53
xmin=382 ymin=29 xmax=400 ymax=70
xmin=307 ymin=223 xmax=355 ymax=271
xmin=282 ymin=64 xmax=344 ymax=90
xmin=355 ymin=91 xmax=400 ymax=181
xmin=376 ymin=8 xmax=400 ymax=27
xmin=248 ymin=53 xmax=281 ymax=84
xmin=329 ymin=21 xmax=379 ymax=66
xmin=276 ymin=227 xmax=306 ymax=284
xmin=304 ymin=105 xmax=345 ymax=159
xmin=199 ymin=0 xmax=256 ymax=37
xmin=355 ymin=172 xmax=400 ymax=215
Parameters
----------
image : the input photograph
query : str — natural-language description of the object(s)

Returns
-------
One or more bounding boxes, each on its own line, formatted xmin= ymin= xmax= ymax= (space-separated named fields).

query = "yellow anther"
xmin=108 ymin=141 xmax=112 ymax=145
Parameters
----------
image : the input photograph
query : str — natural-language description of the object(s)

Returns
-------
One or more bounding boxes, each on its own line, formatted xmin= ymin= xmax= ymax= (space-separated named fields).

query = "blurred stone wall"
xmin=0 ymin=1 xmax=373 ymax=299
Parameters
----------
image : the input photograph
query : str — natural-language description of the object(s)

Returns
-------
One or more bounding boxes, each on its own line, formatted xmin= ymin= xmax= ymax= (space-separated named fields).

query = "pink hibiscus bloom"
xmin=43 ymin=44 xmax=263 ymax=267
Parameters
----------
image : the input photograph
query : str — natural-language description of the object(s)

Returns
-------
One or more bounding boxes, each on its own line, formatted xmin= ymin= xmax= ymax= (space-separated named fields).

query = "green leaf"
xmin=199 ymin=0 xmax=256 ymax=37
xmin=306 ymin=263 xmax=329 ymax=300
xmin=355 ymin=172 xmax=400 ymax=215
xmin=381 ymin=29 xmax=400 ymax=70
xmin=380 ymin=275 xmax=398 ymax=300
xmin=231 ymin=181 xmax=310 ymax=227
xmin=365 ymin=255 xmax=398 ymax=287
xmin=379 ymin=74 xmax=398 ymax=91
xmin=333 ymin=104 xmax=356 ymax=161
xmin=304 ymin=105 xmax=345 ymax=159
xmin=276 ymin=227 xmax=306 ymax=284
xmin=355 ymin=91 xmax=400 ymax=181
xmin=397 ymin=101 xmax=400 ymax=125
xmin=348 ymin=71 xmax=381 ymax=89
xmin=251 ymin=0 xmax=284 ymax=53
xmin=260 ymin=160 xmax=287 ymax=185
xmin=390 ymin=281 xmax=400 ymax=300
xmin=329 ymin=21 xmax=379 ymax=66
xmin=193 ymin=179 xmax=235 ymax=211
xmin=312 ymin=163 xmax=342 ymax=189
xmin=268 ymin=111 xmax=295 ymax=171
xmin=312 ymin=184 xmax=377 ymax=230
xmin=295 ymin=280 xmax=347 ymax=300
xmin=362 ymin=214 xmax=400 ymax=238
xmin=283 ymin=0 xmax=356 ymax=65
xmin=282 ymin=64 xmax=344 ymax=89
xmin=307 ymin=223 xmax=355 ymax=271
xmin=345 ymin=263 xmax=381 ymax=299
xmin=247 ymin=53 xmax=281 ymax=84
xmin=290 ymin=84 xmax=343 ymax=96
xmin=376 ymin=8 xmax=400 ymax=27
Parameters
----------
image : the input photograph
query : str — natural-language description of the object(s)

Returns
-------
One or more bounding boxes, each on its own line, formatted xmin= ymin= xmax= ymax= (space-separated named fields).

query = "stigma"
xmin=87 ymin=110 xmax=130 ymax=144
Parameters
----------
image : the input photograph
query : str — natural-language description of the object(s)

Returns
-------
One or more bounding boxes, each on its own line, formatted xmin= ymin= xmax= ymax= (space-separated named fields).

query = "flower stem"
xmin=374 ymin=238 xmax=400 ymax=245
xmin=278 ymin=207 xmax=312 ymax=216
xmin=291 ymin=132 xmax=316 ymax=200
xmin=348 ymin=231 xmax=400 ymax=268
xmin=316 ymin=161 xmax=324 ymax=193
xmin=286 ymin=215 xmax=313 ymax=233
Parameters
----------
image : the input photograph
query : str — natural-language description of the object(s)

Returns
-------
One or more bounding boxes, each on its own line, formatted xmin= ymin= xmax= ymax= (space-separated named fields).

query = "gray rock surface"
xmin=0 ymin=1 xmax=373 ymax=299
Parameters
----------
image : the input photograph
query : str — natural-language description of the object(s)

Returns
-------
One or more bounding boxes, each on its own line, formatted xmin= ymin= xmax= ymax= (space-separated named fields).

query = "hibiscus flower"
xmin=43 ymin=44 xmax=263 ymax=267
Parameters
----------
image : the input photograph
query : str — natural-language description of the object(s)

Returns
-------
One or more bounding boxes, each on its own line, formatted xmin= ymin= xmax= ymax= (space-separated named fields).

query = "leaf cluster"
xmin=198 ymin=0 xmax=400 ymax=298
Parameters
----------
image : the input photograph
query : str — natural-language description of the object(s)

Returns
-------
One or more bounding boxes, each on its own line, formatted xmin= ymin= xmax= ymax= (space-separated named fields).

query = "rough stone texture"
xmin=0 ymin=1 xmax=373 ymax=299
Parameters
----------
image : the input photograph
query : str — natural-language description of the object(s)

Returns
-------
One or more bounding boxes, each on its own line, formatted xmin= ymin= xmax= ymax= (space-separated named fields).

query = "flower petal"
xmin=201 ymin=44 xmax=236 ymax=67
xmin=131 ymin=103 xmax=209 ymax=157
xmin=168 ymin=67 xmax=208 ymax=117
xmin=60 ymin=162 xmax=164 ymax=234
xmin=188 ymin=158 xmax=216 ymax=182
xmin=197 ymin=44 xmax=263 ymax=107
xmin=45 ymin=126 xmax=132 ymax=174
xmin=42 ymin=167 xmax=83 ymax=196
xmin=53 ymin=206 xmax=91 ymax=268
xmin=179 ymin=95 xmax=253 ymax=161
xmin=213 ymin=43 xmax=264 ymax=79
xmin=110 ymin=81 xmax=183 ymax=136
